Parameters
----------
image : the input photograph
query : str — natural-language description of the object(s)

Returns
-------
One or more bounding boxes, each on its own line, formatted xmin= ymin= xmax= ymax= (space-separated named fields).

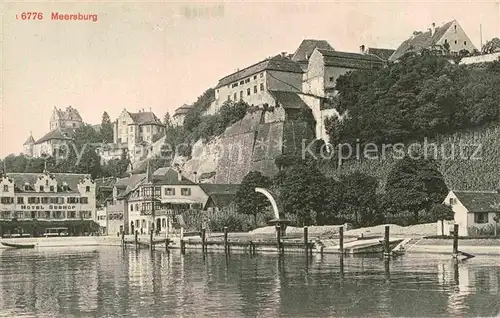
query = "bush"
xmin=467 ymin=224 xmax=500 ymax=237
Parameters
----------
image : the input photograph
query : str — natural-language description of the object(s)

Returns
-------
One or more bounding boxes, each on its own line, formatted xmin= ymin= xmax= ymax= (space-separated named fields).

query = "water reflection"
xmin=0 ymin=249 xmax=498 ymax=317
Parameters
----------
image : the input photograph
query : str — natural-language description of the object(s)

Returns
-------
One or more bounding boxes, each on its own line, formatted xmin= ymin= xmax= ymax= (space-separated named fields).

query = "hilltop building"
xmin=207 ymin=54 xmax=304 ymax=115
xmin=389 ymin=20 xmax=477 ymax=62
xmin=23 ymin=106 xmax=83 ymax=158
xmin=172 ymin=104 xmax=193 ymax=126
xmin=0 ymin=170 xmax=96 ymax=222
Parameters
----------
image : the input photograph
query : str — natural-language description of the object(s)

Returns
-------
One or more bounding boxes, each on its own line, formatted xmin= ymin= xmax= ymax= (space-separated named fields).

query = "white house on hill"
xmin=443 ymin=190 xmax=500 ymax=236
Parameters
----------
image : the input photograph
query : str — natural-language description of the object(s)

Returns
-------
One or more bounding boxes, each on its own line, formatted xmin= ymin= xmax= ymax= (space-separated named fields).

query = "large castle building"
xmin=23 ymin=106 xmax=83 ymax=158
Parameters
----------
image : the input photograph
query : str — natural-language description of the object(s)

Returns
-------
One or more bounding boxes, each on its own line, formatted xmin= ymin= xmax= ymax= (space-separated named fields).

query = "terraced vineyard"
xmin=321 ymin=125 xmax=500 ymax=191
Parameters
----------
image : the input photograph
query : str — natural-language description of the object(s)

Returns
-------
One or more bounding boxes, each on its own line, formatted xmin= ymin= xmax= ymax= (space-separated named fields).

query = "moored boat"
xmin=1 ymin=242 xmax=36 ymax=249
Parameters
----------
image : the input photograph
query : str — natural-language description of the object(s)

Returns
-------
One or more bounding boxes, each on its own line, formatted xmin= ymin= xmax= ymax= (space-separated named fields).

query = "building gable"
xmin=434 ymin=20 xmax=477 ymax=53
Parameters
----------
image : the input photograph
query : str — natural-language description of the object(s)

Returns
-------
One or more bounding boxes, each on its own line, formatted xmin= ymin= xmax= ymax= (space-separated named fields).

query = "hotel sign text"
xmin=19 ymin=205 xmax=77 ymax=211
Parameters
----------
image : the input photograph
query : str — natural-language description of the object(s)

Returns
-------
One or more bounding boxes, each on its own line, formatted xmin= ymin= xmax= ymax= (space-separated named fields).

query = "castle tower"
xmin=23 ymin=131 xmax=35 ymax=157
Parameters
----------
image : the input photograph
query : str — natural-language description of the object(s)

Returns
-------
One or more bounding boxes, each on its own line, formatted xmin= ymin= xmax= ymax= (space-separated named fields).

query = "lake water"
xmin=0 ymin=247 xmax=499 ymax=317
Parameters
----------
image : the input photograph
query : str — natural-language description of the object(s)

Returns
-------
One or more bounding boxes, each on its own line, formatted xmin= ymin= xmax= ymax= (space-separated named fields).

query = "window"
xmin=80 ymin=197 xmax=88 ymax=204
xmin=85 ymin=186 xmax=90 ymax=192
xmin=444 ymin=39 xmax=448 ymax=44
xmin=329 ymin=77 xmax=334 ymax=82
xmin=1 ymin=197 xmax=13 ymax=204
xmin=474 ymin=212 xmax=489 ymax=224
xmin=454 ymin=25 xmax=457 ymax=32
xmin=245 ymin=78 xmax=250 ymax=83
xmin=135 ymin=204 xmax=139 ymax=211
xmin=28 ymin=197 xmax=40 ymax=204
xmin=260 ymin=83 xmax=264 ymax=91
xmin=233 ymin=92 xmax=237 ymax=100
xmin=240 ymin=91 xmax=243 ymax=99
xmin=39 ymin=186 xmax=44 ymax=192
xmin=254 ymin=75 xmax=257 ymax=80
xmin=239 ymin=80 xmax=244 ymax=85
xmin=2 ymin=185 xmax=7 ymax=192
xmin=260 ymin=72 xmax=263 ymax=78
xmin=24 ymin=185 xmax=29 ymax=191
xmin=449 ymin=198 xmax=456 ymax=205
xmin=464 ymin=41 xmax=467 ymax=45
xmin=232 ymin=83 xmax=238 ymax=88
xmin=17 ymin=197 xmax=24 ymax=204
xmin=130 ymin=204 xmax=133 ymax=211
xmin=181 ymin=188 xmax=191 ymax=196
xmin=50 ymin=186 xmax=54 ymax=192
xmin=67 ymin=197 xmax=78 ymax=204
xmin=164 ymin=188 xmax=175 ymax=196
xmin=454 ymin=40 xmax=457 ymax=44
xmin=45 ymin=180 xmax=49 ymax=186
xmin=227 ymin=95 xmax=231 ymax=101
xmin=247 ymin=88 xmax=251 ymax=96
xmin=41 ymin=197 xmax=49 ymax=204
xmin=254 ymin=86 xmax=257 ymax=93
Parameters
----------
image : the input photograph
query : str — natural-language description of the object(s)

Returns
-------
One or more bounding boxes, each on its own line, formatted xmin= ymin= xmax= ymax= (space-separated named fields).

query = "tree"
xmin=482 ymin=37 xmax=500 ymax=54
xmin=100 ymin=112 xmax=114 ymax=143
xmin=278 ymin=161 xmax=328 ymax=226
xmin=234 ymin=171 xmax=273 ymax=227
xmin=385 ymin=156 xmax=448 ymax=224
xmin=163 ymin=112 xmax=173 ymax=127
xmin=339 ymin=172 xmax=381 ymax=226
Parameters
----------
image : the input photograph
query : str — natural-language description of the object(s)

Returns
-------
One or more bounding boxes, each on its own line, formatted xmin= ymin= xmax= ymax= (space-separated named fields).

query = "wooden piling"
xmin=339 ymin=226 xmax=344 ymax=255
xmin=134 ymin=230 xmax=138 ymax=249
xmin=453 ymin=223 xmax=459 ymax=258
xmin=150 ymin=229 xmax=154 ymax=251
xmin=121 ymin=230 xmax=125 ymax=247
xmin=304 ymin=226 xmax=309 ymax=255
xmin=201 ymin=228 xmax=206 ymax=253
xmin=384 ymin=225 xmax=390 ymax=258
xmin=276 ymin=224 xmax=282 ymax=253
xmin=180 ymin=227 xmax=185 ymax=254
xmin=249 ymin=241 xmax=254 ymax=255
xmin=224 ymin=227 xmax=228 ymax=254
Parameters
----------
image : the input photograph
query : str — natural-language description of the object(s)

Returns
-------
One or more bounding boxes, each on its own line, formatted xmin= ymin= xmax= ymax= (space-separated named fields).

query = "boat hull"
xmin=1 ymin=242 xmax=36 ymax=249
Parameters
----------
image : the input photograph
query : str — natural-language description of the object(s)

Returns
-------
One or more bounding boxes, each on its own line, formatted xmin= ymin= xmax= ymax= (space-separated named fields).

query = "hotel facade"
xmin=0 ymin=171 xmax=96 ymax=221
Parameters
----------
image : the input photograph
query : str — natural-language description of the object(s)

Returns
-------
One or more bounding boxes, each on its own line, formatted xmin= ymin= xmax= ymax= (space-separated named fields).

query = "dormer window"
xmin=39 ymin=186 xmax=44 ymax=192
xmin=86 ymin=186 xmax=90 ymax=192
xmin=24 ymin=183 xmax=30 ymax=191
xmin=50 ymin=186 xmax=54 ymax=192
xmin=2 ymin=185 xmax=8 ymax=192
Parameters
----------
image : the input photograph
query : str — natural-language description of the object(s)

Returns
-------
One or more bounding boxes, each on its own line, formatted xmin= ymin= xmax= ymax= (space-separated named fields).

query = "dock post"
xmin=384 ymin=225 xmax=390 ymax=258
xmin=303 ymin=226 xmax=309 ymax=255
xmin=134 ymin=230 xmax=138 ymax=249
xmin=452 ymin=223 xmax=459 ymax=258
xmin=201 ymin=228 xmax=206 ymax=253
xmin=339 ymin=226 xmax=344 ymax=255
xmin=150 ymin=229 xmax=154 ymax=251
xmin=180 ymin=227 xmax=185 ymax=254
xmin=121 ymin=230 xmax=125 ymax=247
xmin=224 ymin=227 xmax=228 ymax=254
xmin=276 ymin=224 xmax=282 ymax=254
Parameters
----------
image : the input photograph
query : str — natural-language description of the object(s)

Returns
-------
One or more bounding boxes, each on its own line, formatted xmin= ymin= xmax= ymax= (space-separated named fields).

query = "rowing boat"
xmin=1 ymin=242 xmax=36 ymax=249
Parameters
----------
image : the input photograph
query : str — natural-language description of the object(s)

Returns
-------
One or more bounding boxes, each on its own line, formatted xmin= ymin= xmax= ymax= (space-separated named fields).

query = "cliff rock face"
xmin=180 ymin=102 xmax=316 ymax=184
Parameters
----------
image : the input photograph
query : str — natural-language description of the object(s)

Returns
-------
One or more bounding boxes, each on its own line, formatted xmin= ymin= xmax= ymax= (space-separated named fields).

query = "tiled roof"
xmin=174 ymin=104 xmax=193 ymax=116
xmin=23 ymin=134 xmax=35 ymax=145
xmin=54 ymin=106 xmax=83 ymax=122
xmin=268 ymin=91 xmax=310 ymax=110
xmin=6 ymin=172 xmax=91 ymax=193
xmin=199 ymin=184 xmax=239 ymax=209
xmin=292 ymin=39 xmax=334 ymax=62
xmin=317 ymin=49 xmax=385 ymax=70
xmin=453 ymin=190 xmax=500 ymax=213
xmin=366 ymin=47 xmax=396 ymax=61
xmin=34 ymin=127 xmax=75 ymax=144
xmin=115 ymin=174 xmax=146 ymax=199
xmin=215 ymin=55 xmax=303 ymax=88
xmin=389 ymin=21 xmax=454 ymax=61
xmin=128 ymin=111 xmax=163 ymax=126
xmin=152 ymin=167 xmax=195 ymax=185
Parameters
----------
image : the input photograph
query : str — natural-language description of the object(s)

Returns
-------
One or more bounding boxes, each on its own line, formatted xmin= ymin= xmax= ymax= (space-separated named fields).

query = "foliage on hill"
xmin=326 ymin=54 xmax=500 ymax=148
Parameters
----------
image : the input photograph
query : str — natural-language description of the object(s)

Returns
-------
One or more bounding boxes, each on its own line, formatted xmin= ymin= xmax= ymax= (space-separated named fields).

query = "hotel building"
xmin=0 ymin=171 xmax=96 ymax=221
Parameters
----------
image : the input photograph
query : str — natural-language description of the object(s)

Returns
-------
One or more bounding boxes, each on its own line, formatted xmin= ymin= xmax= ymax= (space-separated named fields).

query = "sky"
xmin=1 ymin=0 xmax=499 ymax=158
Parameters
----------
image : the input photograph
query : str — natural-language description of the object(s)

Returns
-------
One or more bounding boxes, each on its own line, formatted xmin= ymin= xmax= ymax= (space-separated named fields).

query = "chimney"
xmin=281 ymin=52 xmax=287 ymax=58
xmin=431 ymin=22 xmax=436 ymax=36
xmin=360 ymin=44 xmax=366 ymax=54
